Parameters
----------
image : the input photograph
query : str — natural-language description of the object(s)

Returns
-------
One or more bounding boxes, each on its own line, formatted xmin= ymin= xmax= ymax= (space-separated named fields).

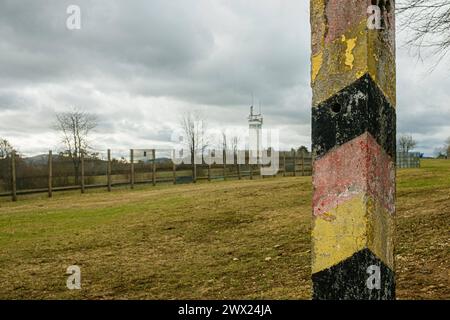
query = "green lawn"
xmin=0 ymin=160 xmax=448 ymax=299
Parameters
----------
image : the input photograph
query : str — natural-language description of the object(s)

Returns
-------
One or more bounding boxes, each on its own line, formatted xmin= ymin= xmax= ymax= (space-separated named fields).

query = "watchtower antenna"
xmin=248 ymin=98 xmax=264 ymax=165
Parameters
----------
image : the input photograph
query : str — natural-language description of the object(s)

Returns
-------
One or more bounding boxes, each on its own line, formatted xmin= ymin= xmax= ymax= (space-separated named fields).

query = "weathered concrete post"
xmin=311 ymin=0 xmax=396 ymax=299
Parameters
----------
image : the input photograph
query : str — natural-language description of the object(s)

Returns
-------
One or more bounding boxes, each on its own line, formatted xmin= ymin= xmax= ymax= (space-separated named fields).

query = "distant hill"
xmin=22 ymin=154 xmax=171 ymax=165
xmin=22 ymin=154 xmax=54 ymax=165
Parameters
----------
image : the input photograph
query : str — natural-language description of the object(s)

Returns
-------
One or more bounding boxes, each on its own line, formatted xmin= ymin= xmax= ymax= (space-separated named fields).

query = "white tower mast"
xmin=248 ymin=102 xmax=263 ymax=165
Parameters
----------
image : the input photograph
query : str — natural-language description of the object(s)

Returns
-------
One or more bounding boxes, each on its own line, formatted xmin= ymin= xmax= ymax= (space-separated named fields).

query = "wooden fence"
xmin=397 ymin=152 xmax=421 ymax=169
xmin=0 ymin=150 xmax=312 ymax=201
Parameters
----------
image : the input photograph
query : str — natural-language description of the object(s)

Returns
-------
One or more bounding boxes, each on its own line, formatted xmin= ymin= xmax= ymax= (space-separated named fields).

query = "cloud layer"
xmin=0 ymin=0 xmax=449 ymax=156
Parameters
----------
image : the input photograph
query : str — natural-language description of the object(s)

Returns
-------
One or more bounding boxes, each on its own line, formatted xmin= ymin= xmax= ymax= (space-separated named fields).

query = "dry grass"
xmin=0 ymin=160 xmax=448 ymax=299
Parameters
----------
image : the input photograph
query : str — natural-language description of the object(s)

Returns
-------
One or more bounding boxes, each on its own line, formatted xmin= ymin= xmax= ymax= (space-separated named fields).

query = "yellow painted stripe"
xmin=312 ymin=194 xmax=395 ymax=274
xmin=311 ymin=20 xmax=396 ymax=108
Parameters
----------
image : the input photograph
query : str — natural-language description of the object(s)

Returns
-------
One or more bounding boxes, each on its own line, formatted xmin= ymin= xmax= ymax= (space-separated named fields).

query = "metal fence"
xmin=397 ymin=152 xmax=421 ymax=169
xmin=0 ymin=149 xmax=312 ymax=201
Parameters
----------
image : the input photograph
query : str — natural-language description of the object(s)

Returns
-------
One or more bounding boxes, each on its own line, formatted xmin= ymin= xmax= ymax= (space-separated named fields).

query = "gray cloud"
xmin=0 ymin=0 xmax=449 ymax=156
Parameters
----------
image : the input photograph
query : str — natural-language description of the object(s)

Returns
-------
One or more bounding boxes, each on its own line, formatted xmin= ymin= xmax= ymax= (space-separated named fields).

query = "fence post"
xmin=223 ymin=149 xmax=227 ymax=181
xmin=236 ymin=151 xmax=241 ymax=180
xmin=81 ymin=150 xmax=85 ymax=194
xmin=193 ymin=160 xmax=197 ymax=184
xmin=172 ymin=158 xmax=177 ymax=185
xmin=107 ymin=149 xmax=112 ymax=192
xmin=247 ymin=150 xmax=251 ymax=180
xmin=130 ymin=149 xmax=134 ymax=189
xmin=208 ymin=163 xmax=211 ymax=182
xmin=11 ymin=150 xmax=17 ymax=202
xmin=294 ymin=150 xmax=298 ymax=177
xmin=301 ymin=151 xmax=305 ymax=176
xmin=48 ymin=150 xmax=53 ymax=198
xmin=273 ymin=154 xmax=276 ymax=178
xmin=261 ymin=164 xmax=265 ymax=179
xmin=152 ymin=149 xmax=156 ymax=186
xmin=283 ymin=152 xmax=286 ymax=177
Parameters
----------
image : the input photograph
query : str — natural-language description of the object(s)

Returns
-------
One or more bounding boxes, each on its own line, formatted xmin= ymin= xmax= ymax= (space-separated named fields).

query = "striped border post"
xmin=310 ymin=0 xmax=396 ymax=300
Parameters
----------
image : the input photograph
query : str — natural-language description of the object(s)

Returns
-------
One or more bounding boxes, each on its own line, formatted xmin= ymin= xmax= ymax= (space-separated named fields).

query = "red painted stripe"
xmin=313 ymin=132 xmax=395 ymax=217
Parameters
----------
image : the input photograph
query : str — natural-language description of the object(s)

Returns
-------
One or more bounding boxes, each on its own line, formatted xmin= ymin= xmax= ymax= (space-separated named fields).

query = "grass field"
xmin=0 ymin=160 xmax=448 ymax=300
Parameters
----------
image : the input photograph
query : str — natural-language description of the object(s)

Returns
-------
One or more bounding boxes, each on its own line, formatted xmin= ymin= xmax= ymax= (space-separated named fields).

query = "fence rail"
xmin=0 ymin=150 xmax=313 ymax=201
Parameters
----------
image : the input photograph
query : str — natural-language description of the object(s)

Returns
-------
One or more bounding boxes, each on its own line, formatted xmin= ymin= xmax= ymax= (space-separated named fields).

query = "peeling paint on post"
xmin=311 ymin=0 xmax=396 ymax=300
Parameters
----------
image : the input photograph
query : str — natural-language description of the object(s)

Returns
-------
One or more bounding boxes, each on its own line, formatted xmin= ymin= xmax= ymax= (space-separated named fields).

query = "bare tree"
xmin=0 ymin=138 xmax=14 ymax=159
xmin=231 ymin=135 xmax=240 ymax=164
xmin=398 ymin=0 xmax=450 ymax=60
xmin=434 ymin=147 xmax=447 ymax=159
xmin=221 ymin=130 xmax=228 ymax=153
xmin=55 ymin=108 xmax=97 ymax=183
xmin=398 ymin=134 xmax=417 ymax=153
xmin=445 ymin=137 xmax=450 ymax=159
xmin=180 ymin=111 xmax=207 ymax=176
xmin=221 ymin=130 xmax=236 ymax=163
xmin=297 ymin=145 xmax=309 ymax=155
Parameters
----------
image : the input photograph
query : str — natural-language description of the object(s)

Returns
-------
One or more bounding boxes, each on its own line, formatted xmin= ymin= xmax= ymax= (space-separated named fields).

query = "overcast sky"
xmin=0 ymin=0 xmax=449 ymax=157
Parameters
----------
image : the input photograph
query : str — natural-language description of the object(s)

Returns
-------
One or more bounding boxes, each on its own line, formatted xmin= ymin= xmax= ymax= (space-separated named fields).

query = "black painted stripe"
xmin=312 ymin=74 xmax=396 ymax=160
xmin=312 ymin=248 xmax=395 ymax=300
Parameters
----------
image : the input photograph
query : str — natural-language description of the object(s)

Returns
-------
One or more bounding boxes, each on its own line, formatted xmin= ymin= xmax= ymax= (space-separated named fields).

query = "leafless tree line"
xmin=179 ymin=111 xmax=243 ymax=178
xmin=398 ymin=134 xmax=417 ymax=153
xmin=3 ymin=3 xmax=450 ymax=172
xmin=0 ymin=139 xmax=15 ymax=159
xmin=436 ymin=137 xmax=450 ymax=158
